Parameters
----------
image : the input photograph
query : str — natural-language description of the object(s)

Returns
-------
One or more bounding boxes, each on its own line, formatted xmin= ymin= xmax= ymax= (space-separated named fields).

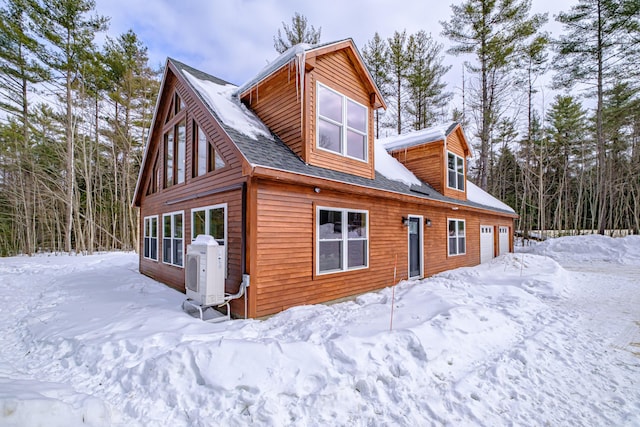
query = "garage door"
xmin=480 ymin=225 xmax=494 ymax=264
xmin=499 ymin=226 xmax=510 ymax=255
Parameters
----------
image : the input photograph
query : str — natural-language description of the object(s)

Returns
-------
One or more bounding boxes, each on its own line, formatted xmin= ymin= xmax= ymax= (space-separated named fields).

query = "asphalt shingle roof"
xmin=170 ymin=58 xmax=515 ymax=216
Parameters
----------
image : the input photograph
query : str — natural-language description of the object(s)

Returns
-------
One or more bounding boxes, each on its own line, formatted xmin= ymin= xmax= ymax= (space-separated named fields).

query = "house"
xmin=132 ymin=39 xmax=517 ymax=318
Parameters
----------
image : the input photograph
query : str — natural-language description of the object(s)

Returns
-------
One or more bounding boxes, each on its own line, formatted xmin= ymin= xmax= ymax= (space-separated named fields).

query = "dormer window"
xmin=447 ymin=152 xmax=465 ymax=191
xmin=317 ymin=83 xmax=368 ymax=161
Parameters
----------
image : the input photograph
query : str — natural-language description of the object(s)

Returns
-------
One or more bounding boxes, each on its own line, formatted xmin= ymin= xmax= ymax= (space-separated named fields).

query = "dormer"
xmin=381 ymin=123 xmax=471 ymax=201
xmin=237 ymin=40 xmax=386 ymax=179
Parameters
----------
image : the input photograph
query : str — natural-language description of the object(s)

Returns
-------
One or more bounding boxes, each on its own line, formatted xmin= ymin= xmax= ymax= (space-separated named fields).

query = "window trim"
xmin=315 ymin=82 xmax=368 ymax=163
xmin=447 ymin=151 xmax=465 ymax=192
xmin=192 ymin=119 xmax=226 ymax=178
xmin=447 ymin=218 xmax=466 ymax=257
xmin=191 ymin=203 xmax=228 ymax=278
xmin=143 ymin=215 xmax=159 ymax=261
xmin=316 ymin=206 xmax=369 ymax=275
xmin=162 ymin=210 xmax=184 ymax=268
xmin=163 ymin=91 xmax=187 ymax=188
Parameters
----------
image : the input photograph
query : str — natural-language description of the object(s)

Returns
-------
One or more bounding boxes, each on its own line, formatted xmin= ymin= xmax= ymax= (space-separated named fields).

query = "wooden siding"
xmin=306 ymin=50 xmax=376 ymax=179
xmin=443 ymin=130 xmax=468 ymax=201
xmin=390 ymin=142 xmax=444 ymax=193
xmin=251 ymin=179 xmax=515 ymax=317
xmin=138 ymin=68 xmax=249 ymax=317
xmin=240 ymin=66 xmax=304 ymax=160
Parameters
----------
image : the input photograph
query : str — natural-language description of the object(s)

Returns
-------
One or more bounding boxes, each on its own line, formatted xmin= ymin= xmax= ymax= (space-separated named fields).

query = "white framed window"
xmin=316 ymin=82 xmax=368 ymax=162
xmin=447 ymin=152 xmax=465 ymax=191
xmin=448 ymin=218 xmax=466 ymax=256
xmin=143 ymin=215 xmax=158 ymax=261
xmin=317 ymin=207 xmax=368 ymax=274
xmin=192 ymin=204 xmax=227 ymax=277
xmin=162 ymin=211 xmax=184 ymax=267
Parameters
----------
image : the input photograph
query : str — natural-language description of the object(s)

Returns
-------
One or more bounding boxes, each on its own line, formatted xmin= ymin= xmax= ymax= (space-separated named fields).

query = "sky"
xmin=93 ymin=0 xmax=568 ymax=107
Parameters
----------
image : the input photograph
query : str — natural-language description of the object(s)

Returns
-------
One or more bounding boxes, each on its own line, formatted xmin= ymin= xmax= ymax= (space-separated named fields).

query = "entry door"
xmin=409 ymin=216 xmax=422 ymax=279
xmin=499 ymin=226 xmax=510 ymax=255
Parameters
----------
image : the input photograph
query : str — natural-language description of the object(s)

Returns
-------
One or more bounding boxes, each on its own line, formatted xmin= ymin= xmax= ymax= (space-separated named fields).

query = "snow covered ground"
xmin=0 ymin=235 xmax=639 ymax=426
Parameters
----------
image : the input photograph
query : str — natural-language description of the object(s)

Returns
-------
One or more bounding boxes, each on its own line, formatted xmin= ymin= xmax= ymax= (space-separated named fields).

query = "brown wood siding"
xmin=389 ymin=142 xmax=444 ymax=193
xmin=443 ymin=131 xmax=468 ymax=201
xmin=251 ymin=179 xmax=515 ymax=317
xmin=138 ymin=70 xmax=249 ymax=317
xmin=306 ymin=50 xmax=375 ymax=179
xmin=241 ymin=66 xmax=304 ymax=160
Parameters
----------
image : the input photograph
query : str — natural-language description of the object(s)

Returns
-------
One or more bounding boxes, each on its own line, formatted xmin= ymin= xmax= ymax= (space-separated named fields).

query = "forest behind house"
xmin=1 ymin=0 xmax=639 ymax=256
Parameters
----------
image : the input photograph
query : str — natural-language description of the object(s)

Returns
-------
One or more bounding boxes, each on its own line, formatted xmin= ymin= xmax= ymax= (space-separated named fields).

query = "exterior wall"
xmin=442 ymin=129 xmax=468 ymax=201
xmin=389 ymin=142 xmax=444 ymax=193
xmin=240 ymin=66 xmax=304 ymax=159
xmin=138 ymin=69 xmax=248 ymax=316
xmin=251 ymin=179 xmax=515 ymax=317
xmin=305 ymin=50 xmax=376 ymax=179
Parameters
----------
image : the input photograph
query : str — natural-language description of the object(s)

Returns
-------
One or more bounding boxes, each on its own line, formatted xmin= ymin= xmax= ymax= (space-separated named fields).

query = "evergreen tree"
xmin=273 ymin=12 xmax=321 ymax=53
xmin=28 ymin=0 xmax=108 ymax=253
xmin=554 ymin=0 xmax=640 ymax=234
xmin=405 ymin=31 xmax=451 ymax=130
xmin=0 ymin=0 xmax=48 ymax=254
xmin=442 ymin=0 xmax=547 ymax=190
xmin=361 ymin=32 xmax=390 ymax=139
xmin=387 ymin=30 xmax=409 ymax=134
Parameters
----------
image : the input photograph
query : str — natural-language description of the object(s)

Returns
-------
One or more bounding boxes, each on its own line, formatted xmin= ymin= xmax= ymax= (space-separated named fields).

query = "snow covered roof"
xmin=379 ymin=123 xmax=458 ymax=151
xmin=374 ymin=140 xmax=421 ymax=186
xmin=466 ymin=180 xmax=515 ymax=213
xmin=235 ymin=42 xmax=313 ymax=97
xmin=182 ymin=69 xmax=272 ymax=140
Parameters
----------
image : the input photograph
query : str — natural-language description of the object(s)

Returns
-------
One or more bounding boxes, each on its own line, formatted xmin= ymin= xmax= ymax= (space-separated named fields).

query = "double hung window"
xmin=317 ymin=207 xmax=368 ymax=274
xmin=317 ymin=83 xmax=368 ymax=161
xmin=143 ymin=216 xmax=158 ymax=261
xmin=448 ymin=219 xmax=466 ymax=256
xmin=163 ymin=211 xmax=184 ymax=267
xmin=447 ymin=152 xmax=465 ymax=191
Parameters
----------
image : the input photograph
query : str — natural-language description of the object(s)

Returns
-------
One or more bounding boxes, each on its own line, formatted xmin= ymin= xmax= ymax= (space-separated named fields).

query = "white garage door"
xmin=480 ymin=225 xmax=494 ymax=264
xmin=499 ymin=226 xmax=510 ymax=255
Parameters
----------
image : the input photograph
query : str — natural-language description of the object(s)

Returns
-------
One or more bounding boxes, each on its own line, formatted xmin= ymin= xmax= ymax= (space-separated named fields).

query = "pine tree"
xmin=405 ymin=31 xmax=451 ymax=130
xmin=0 ymin=0 xmax=47 ymax=254
xmin=29 ymin=0 xmax=108 ymax=253
xmin=273 ymin=12 xmax=321 ymax=53
xmin=361 ymin=32 xmax=390 ymax=139
xmin=554 ymin=0 xmax=640 ymax=234
xmin=442 ymin=0 xmax=547 ymax=190
xmin=387 ymin=30 xmax=409 ymax=135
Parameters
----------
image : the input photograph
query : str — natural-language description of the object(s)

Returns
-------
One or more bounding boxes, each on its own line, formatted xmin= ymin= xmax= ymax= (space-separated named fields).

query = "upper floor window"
xmin=193 ymin=121 xmax=226 ymax=177
xmin=447 ymin=152 xmax=465 ymax=191
xmin=316 ymin=83 xmax=368 ymax=162
xmin=164 ymin=92 xmax=186 ymax=188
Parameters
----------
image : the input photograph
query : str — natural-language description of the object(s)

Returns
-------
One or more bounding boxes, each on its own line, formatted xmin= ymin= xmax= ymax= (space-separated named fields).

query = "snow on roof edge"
xmin=466 ymin=180 xmax=515 ymax=213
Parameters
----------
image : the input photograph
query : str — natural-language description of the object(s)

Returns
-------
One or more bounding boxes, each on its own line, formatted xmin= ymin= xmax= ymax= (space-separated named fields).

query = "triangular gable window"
xmin=193 ymin=120 xmax=226 ymax=177
xmin=165 ymin=93 xmax=185 ymax=124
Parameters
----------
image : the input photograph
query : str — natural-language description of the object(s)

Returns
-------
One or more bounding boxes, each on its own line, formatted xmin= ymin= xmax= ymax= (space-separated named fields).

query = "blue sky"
xmin=94 ymin=0 xmax=565 ymax=110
